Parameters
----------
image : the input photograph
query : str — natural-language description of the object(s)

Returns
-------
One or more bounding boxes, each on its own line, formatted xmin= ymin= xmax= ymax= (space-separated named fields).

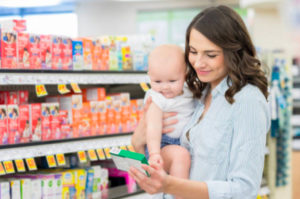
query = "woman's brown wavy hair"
xmin=185 ymin=5 xmax=268 ymax=103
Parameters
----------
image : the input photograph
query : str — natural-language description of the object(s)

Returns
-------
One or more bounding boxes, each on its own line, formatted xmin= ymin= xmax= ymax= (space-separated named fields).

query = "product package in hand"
xmin=110 ymin=147 xmax=149 ymax=176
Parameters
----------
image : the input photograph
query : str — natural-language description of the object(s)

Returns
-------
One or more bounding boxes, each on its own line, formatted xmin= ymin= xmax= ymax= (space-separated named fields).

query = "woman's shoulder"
xmin=234 ymin=84 xmax=267 ymax=103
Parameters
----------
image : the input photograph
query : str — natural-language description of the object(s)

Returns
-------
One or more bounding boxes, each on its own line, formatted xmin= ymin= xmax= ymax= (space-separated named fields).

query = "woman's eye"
xmin=189 ymin=50 xmax=197 ymax=55
xmin=207 ymin=54 xmax=217 ymax=58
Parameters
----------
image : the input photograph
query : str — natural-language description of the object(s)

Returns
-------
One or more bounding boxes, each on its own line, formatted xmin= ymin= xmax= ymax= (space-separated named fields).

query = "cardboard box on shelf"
xmin=19 ymin=104 xmax=31 ymax=143
xmin=40 ymin=35 xmax=52 ymax=70
xmin=17 ymin=32 xmax=30 ymax=69
xmin=1 ymin=31 xmax=17 ymax=69
xmin=41 ymin=103 xmax=51 ymax=141
xmin=62 ymin=37 xmax=73 ymax=70
xmin=7 ymin=104 xmax=20 ymax=144
xmin=30 ymin=103 xmax=42 ymax=142
xmin=52 ymin=36 xmax=63 ymax=70
xmin=29 ymin=34 xmax=41 ymax=70
xmin=72 ymin=40 xmax=84 ymax=70
xmin=0 ymin=105 xmax=8 ymax=145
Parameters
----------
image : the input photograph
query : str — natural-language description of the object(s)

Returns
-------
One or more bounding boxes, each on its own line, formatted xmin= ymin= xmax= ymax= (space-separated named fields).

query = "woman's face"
xmin=188 ymin=28 xmax=228 ymax=90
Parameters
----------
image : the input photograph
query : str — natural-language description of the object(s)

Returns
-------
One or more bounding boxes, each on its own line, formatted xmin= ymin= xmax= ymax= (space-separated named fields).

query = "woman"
xmin=130 ymin=5 xmax=270 ymax=199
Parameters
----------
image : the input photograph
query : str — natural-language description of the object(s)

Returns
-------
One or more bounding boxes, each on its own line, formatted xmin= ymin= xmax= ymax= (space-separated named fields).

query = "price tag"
xmin=71 ymin=83 xmax=81 ymax=93
xmin=88 ymin=149 xmax=98 ymax=161
xmin=120 ymin=146 xmax=128 ymax=150
xmin=46 ymin=155 xmax=57 ymax=168
xmin=127 ymin=145 xmax=135 ymax=152
xmin=139 ymin=82 xmax=150 ymax=92
xmin=96 ymin=149 xmax=106 ymax=160
xmin=35 ymin=84 xmax=48 ymax=97
xmin=77 ymin=151 xmax=87 ymax=163
xmin=15 ymin=159 xmax=26 ymax=172
xmin=58 ymin=84 xmax=70 ymax=95
xmin=56 ymin=154 xmax=66 ymax=166
xmin=25 ymin=158 xmax=37 ymax=171
xmin=0 ymin=162 xmax=6 ymax=175
xmin=104 ymin=148 xmax=111 ymax=159
xmin=3 ymin=161 xmax=15 ymax=174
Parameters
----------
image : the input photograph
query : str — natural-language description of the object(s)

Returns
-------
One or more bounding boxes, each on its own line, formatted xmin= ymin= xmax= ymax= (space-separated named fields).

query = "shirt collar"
xmin=211 ymin=76 xmax=230 ymax=98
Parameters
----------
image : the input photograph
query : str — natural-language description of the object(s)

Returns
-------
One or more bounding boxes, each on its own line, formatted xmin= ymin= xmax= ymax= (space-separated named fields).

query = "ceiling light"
xmin=0 ymin=0 xmax=62 ymax=8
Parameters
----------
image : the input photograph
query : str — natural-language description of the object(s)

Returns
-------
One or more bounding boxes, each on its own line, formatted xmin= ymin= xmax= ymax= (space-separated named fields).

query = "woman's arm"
xmin=129 ymin=164 xmax=209 ymax=199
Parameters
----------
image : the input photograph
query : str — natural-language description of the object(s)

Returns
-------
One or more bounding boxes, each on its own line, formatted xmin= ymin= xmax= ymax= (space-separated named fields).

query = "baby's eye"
xmin=155 ymin=81 xmax=161 ymax=83
xmin=169 ymin=80 xmax=177 ymax=83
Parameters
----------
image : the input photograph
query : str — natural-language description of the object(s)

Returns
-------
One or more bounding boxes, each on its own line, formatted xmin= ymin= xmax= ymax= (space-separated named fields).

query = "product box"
xmin=62 ymin=37 xmax=73 ymax=70
xmin=52 ymin=36 xmax=63 ymax=70
xmin=31 ymin=179 xmax=42 ymax=199
xmin=53 ymin=173 xmax=63 ymax=198
xmin=61 ymin=171 xmax=76 ymax=199
xmin=79 ymin=103 xmax=91 ymax=137
xmin=91 ymin=166 xmax=102 ymax=199
xmin=1 ymin=31 xmax=17 ymax=69
xmin=92 ymin=39 xmax=102 ymax=70
xmin=41 ymin=103 xmax=51 ymax=141
xmin=30 ymin=103 xmax=42 ymax=142
xmin=0 ymin=105 xmax=8 ymax=145
xmin=81 ymin=38 xmax=93 ymax=70
xmin=100 ymin=168 xmax=109 ymax=199
xmin=97 ymin=100 xmax=107 ymax=135
xmin=20 ymin=179 xmax=32 ymax=199
xmin=0 ymin=181 xmax=10 ymax=199
xmin=29 ymin=34 xmax=41 ymax=70
xmin=110 ymin=148 xmax=149 ymax=175
xmin=106 ymin=97 xmax=116 ymax=134
xmin=72 ymin=40 xmax=84 ymax=70
xmin=112 ymin=99 xmax=122 ymax=133
xmin=10 ymin=180 xmax=21 ymax=199
xmin=0 ymin=92 xmax=5 ymax=104
xmin=49 ymin=103 xmax=61 ymax=140
xmin=40 ymin=35 xmax=52 ymax=70
xmin=4 ymin=91 xmax=18 ymax=104
xmin=73 ymin=169 xmax=87 ymax=199
xmin=83 ymin=87 xmax=106 ymax=102
xmin=7 ymin=104 xmax=20 ymax=144
xmin=121 ymin=45 xmax=133 ymax=70
xmin=17 ymin=32 xmax=30 ymax=69
xmin=59 ymin=110 xmax=72 ymax=139
xmin=0 ymin=19 xmax=26 ymax=32
xmin=85 ymin=168 xmax=95 ymax=199
xmin=19 ymin=104 xmax=31 ymax=143
xmin=39 ymin=174 xmax=55 ymax=199
xmin=90 ymin=101 xmax=99 ymax=135
xmin=18 ymin=90 xmax=29 ymax=105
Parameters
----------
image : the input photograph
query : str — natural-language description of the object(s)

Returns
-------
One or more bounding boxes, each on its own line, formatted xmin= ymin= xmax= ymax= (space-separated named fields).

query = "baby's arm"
xmin=146 ymin=102 xmax=163 ymax=166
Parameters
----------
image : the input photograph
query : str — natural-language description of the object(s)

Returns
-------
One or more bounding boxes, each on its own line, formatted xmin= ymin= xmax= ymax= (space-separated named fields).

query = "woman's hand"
xmin=129 ymin=163 xmax=169 ymax=195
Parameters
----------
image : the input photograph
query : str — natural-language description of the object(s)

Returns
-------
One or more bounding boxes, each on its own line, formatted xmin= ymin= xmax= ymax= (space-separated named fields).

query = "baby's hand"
xmin=149 ymin=153 xmax=163 ymax=167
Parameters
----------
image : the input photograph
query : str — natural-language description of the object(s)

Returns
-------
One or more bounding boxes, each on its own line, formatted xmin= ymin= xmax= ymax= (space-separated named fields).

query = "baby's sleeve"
xmin=145 ymin=89 xmax=167 ymax=111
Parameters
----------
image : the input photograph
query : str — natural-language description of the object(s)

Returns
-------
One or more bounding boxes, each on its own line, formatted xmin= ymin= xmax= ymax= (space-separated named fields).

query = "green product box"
xmin=110 ymin=148 xmax=149 ymax=176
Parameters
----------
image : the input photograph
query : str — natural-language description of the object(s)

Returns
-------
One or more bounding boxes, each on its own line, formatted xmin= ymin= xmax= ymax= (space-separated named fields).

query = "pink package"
xmin=59 ymin=110 xmax=71 ymax=139
xmin=4 ymin=91 xmax=18 ymax=104
xmin=0 ymin=92 xmax=5 ymax=104
xmin=30 ymin=103 xmax=42 ymax=142
xmin=62 ymin=37 xmax=73 ymax=70
xmin=41 ymin=103 xmax=51 ymax=141
xmin=0 ymin=105 xmax=8 ymax=145
xmin=40 ymin=35 xmax=52 ymax=70
xmin=52 ymin=36 xmax=63 ymax=70
xmin=108 ymin=168 xmax=137 ymax=193
xmin=7 ymin=104 xmax=20 ymax=144
xmin=17 ymin=32 xmax=30 ymax=69
xmin=19 ymin=104 xmax=31 ymax=143
xmin=1 ymin=32 xmax=17 ymax=69
xmin=29 ymin=34 xmax=41 ymax=69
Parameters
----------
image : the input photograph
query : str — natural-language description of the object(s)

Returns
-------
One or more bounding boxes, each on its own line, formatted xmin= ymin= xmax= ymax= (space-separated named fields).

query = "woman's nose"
xmin=194 ymin=55 xmax=205 ymax=67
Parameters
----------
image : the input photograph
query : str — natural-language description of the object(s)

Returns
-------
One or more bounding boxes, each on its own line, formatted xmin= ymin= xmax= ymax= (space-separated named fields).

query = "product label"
xmin=3 ymin=161 xmax=15 ymax=174
xmin=96 ymin=149 xmax=106 ymax=160
xmin=35 ymin=84 xmax=48 ymax=97
xmin=78 ymin=151 xmax=87 ymax=163
xmin=15 ymin=159 xmax=26 ymax=172
xmin=46 ymin=155 xmax=57 ymax=168
xmin=71 ymin=83 xmax=81 ymax=93
xmin=56 ymin=154 xmax=66 ymax=166
xmin=0 ymin=162 xmax=6 ymax=175
xmin=25 ymin=158 xmax=37 ymax=171
xmin=88 ymin=149 xmax=98 ymax=161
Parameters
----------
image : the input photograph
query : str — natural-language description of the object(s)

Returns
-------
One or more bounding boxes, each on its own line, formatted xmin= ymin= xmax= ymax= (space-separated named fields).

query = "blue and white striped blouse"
xmin=180 ymin=77 xmax=271 ymax=199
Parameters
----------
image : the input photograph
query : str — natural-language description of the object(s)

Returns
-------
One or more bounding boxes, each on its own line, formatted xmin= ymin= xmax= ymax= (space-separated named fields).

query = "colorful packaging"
xmin=97 ymin=101 xmax=107 ymax=135
xmin=41 ymin=103 xmax=51 ymax=141
xmin=92 ymin=39 xmax=102 ymax=70
xmin=1 ymin=31 xmax=17 ymax=69
xmin=121 ymin=45 xmax=133 ymax=70
xmin=10 ymin=180 xmax=21 ymax=199
xmin=72 ymin=40 xmax=84 ymax=70
xmin=4 ymin=91 xmax=18 ymax=104
xmin=62 ymin=37 xmax=73 ymax=70
xmin=17 ymin=32 xmax=30 ymax=69
xmin=85 ymin=168 xmax=94 ymax=199
xmin=40 ymin=35 xmax=52 ymax=69
xmin=30 ymin=103 xmax=42 ymax=142
xmin=73 ymin=169 xmax=87 ymax=199
xmin=83 ymin=87 xmax=106 ymax=102
xmin=0 ymin=105 xmax=8 ymax=145
xmin=79 ymin=103 xmax=91 ymax=137
xmin=7 ymin=104 xmax=20 ymax=144
xmin=81 ymin=38 xmax=93 ymax=70
xmin=0 ymin=92 xmax=5 ymax=104
xmin=0 ymin=181 xmax=10 ymax=199
xmin=30 ymin=179 xmax=42 ymax=199
xmin=18 ymin=90 xmax=29 ymax=105
xmin=92 ymin=166 xmax=102 ymax=199
xmin=52 ymin=36 xmax=63 ymax=70
xmin=20 ymin=179 xmax=32 ymax=199
xmin=59 ymin=110 xmax=72 ymax=139
xmin=29 ymin=34 xmax=41 ymax=69
xmin=50 ymin=103 xmax=61 ymax=140
xmin=62 ymin=171 xmax=76 ymax=199
xmin=0 ymin=19 xmax=26 ymax=32
xmin=19 ymin=104 xmax=31 ymax=143
xmin=90 ymin=101 xmax=99 ymax=135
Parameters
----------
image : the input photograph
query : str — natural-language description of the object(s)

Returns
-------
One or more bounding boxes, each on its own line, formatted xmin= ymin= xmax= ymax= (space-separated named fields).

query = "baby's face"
xmin=149 ymin=62 xmax=185 ymax=99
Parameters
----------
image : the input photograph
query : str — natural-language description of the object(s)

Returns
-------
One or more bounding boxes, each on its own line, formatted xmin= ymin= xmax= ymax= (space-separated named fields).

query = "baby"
xmin=145 ymin=44 xmax=195 ymax=199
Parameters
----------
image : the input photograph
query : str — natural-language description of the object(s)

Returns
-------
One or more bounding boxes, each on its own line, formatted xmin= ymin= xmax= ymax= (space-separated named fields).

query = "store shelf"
xmin=294 ymin=76 xmax=300 ymax=84
xmin=0 ymin=133 xmax=132 ymax=161
xmin=0 ymin=70 xmax=149 ymax=85
xmin=293 ymin=139 xmax=300 ymax=151
xmin=109 ymin=185 xmax=144 ymax=199
xmin=293 ymin=100 xmax=300 ymax=109
xmin=291 ymin=115 xmax=300 ymax=127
